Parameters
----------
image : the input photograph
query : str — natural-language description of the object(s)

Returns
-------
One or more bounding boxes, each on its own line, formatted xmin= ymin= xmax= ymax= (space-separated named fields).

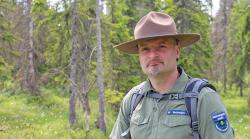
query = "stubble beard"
xmin=144 ymin=66 xmax=162 ymax=77
xmin=140 ymin=59 xmax=166 ymax=77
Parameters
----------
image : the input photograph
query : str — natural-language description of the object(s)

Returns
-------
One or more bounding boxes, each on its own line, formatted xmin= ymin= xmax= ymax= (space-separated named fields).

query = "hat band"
xmin=135 ymin=32 xmax=178 ymax=39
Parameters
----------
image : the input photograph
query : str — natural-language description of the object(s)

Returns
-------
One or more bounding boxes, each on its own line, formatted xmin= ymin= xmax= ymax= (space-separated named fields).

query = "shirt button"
xmin=153 ymin=107 xmax=157 ymax=112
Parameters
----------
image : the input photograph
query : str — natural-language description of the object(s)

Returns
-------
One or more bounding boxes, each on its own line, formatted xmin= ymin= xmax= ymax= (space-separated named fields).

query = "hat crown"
xmin=134 ymin=11 xmax=177 ymax=39
xmin=113 ymin=11 xmax=200 ymax=54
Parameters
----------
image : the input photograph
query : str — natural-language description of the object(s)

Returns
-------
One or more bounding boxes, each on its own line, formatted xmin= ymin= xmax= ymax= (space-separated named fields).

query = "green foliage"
xmin=102 ymin=0 xmax=144 ymax=93
xmin=0 ymin=56 xmax=14 ymax=91
xmin=105 ymin=89 xmax=124 ymax=111
xmin=30 ymin=0 xmax=71 ymax=88
xmin=1 ymin=31 xmax=16 ymax=43
xmin=163 ymin=1 xmax=213 ymax=78
xmin=248 ymin=94 xmax=250 ymax=107
xmin=0 ymin=1 xmax=16 ymax=44
xmin=228 ymin=0 xmax=250 ymax=93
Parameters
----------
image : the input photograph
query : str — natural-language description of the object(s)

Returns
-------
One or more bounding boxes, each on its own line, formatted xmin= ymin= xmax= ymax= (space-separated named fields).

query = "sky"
xmin=211 ymin=0 xmax=220 ymax=16
xmin=48 ymin=0 xmax=220 ymax=17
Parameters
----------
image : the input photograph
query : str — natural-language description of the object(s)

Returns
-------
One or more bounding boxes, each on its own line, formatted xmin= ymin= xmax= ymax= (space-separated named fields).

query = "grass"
xmin=0 ymin=88 xmax=117 ymax=139
xmin=0 ymin=90 xmax=69 ymax=139
xmin=0 ymin=88 xmax=249 ymax=139
xmin=221 ymin=94 xmax=250 ymax=139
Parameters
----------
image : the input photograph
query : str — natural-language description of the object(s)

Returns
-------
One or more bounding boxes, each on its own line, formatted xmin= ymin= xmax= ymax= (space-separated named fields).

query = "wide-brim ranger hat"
xmin=114 ymin=11 xmax=200 ymax=54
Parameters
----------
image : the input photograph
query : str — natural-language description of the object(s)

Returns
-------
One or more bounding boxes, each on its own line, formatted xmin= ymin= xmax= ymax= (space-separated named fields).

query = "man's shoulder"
xmin=197 ymin=85 xmax=224 ymax=110
xmin=122 ymin=81 xmax=147 ymax=102
xmin=198 ymin=85 xmax=217 ymax=99
xmin=120 ymin=81 xmax=147 ymax=114
xmin=126 ymin=81 xmax=146 ymax=96
xmin=186 ymin=78 xmax=217 ymax=98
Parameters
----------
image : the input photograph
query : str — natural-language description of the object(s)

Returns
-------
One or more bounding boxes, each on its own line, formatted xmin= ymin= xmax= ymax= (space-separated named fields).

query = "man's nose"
xmin=148 ymin=49 xmax=159 ymax=58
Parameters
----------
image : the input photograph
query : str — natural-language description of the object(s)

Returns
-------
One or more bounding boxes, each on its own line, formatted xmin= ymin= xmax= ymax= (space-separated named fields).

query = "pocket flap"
xmin=131 ymin=114 xmax=149 ymax=126
xmin=164 ymin=115 xmax=190 ymax=127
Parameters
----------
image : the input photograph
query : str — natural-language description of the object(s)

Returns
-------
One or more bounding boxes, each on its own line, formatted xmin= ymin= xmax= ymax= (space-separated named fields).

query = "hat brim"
xmin=114 ymin=33 xmax=200 ymax=54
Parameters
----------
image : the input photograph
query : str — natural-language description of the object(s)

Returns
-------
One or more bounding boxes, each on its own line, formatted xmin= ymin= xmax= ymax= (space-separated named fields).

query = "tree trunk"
xmin=79 ymin=75 xmax=91 ymax=132
xmin=212 ymin=0 xmax=234 ymax=93
xmin=96 ymin=0 xmax=106 ymax=134
xmin=78 ymin=15 xmax=93 ymax=133
xmin=69 ymin=0 xmax=78 ymax=128
xmin=240 ymin=81 xmax=243 ymax=97
xmin=222 ymin=0 xmax=228 ymax=94
xmin=26 ymin=0 xmax=38 ymax=95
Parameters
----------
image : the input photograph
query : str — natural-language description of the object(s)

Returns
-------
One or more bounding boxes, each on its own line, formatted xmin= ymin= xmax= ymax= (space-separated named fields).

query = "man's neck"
xmin=149 ymin=68 xmax=179 ymax=94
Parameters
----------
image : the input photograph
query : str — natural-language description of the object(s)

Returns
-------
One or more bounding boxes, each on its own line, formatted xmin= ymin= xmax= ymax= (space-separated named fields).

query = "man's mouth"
xmin=147 ymin=60 xmax=164 ymax=67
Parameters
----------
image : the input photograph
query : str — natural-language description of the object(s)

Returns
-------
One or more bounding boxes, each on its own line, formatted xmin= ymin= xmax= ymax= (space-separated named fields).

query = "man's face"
xmin=138 ymin=38 xmax=180 ymax=77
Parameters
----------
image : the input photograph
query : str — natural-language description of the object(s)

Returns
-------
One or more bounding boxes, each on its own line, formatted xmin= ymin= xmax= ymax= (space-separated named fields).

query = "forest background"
xmin=0 ymin=0 xmax=250 ymax=138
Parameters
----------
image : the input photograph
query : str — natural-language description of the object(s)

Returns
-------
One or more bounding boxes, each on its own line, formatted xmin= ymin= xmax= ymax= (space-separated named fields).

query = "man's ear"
xmin=175 ymin=45 xmax=180 ymax=59
xmin=175 ymin=39 xmax=180 ymax=59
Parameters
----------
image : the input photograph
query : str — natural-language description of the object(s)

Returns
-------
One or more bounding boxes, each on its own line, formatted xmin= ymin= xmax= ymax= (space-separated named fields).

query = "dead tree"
xmin=25 ymin=0 xmax=38 ymax=95
xmin=95 ymin=0 xmax=106 ymax=134
xmin=69 ymin=0 xmax=78 ymax=128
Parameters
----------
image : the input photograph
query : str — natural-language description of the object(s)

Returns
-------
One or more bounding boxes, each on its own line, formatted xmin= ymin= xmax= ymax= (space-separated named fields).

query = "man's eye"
xmin=159 ymin=44 xmax=166 ymax=48
xmin=141 ymin=47 xmax=149 ymax=51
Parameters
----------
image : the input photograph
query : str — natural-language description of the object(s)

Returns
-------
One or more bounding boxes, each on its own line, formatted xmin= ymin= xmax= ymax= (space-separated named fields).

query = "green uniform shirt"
xmin=110 ymin=68 xmax=234 ymax=139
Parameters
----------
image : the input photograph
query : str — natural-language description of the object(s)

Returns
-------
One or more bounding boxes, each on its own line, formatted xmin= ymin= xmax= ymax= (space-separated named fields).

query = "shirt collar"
xmin=141 ymin=67 xmax=189 ymax=94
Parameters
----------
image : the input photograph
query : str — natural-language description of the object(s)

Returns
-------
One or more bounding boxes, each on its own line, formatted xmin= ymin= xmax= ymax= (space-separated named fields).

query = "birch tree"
xmin=26 ymin=0 xmax=38 ymax=95
xmin=96 ymin=0 xmax=106 ymax=134
xmin=69 ymin=0 xmax=78 ymax=128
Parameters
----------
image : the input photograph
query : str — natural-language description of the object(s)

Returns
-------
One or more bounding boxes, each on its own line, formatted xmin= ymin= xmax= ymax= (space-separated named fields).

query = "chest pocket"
xmin=130 ymin=112 xmax=149 ymax=126
xmin=163 ymin=114 xmax=190 ymax=127
xmin=130 ymin=96 xmax=151 ymax=126
xmin=161 ymin=114 xmax=192 ymax=139
xmin=130 ymin=102 xmax=151 ymax=139
xmin=160 ymin=100 xmax=192 ymax=139
xmin=163 ymin=100 xmax=190 ymax=127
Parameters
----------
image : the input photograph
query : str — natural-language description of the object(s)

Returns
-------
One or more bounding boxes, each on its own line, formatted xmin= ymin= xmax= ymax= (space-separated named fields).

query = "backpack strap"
xmin=121 ymin=84 xmax=145 ymax=137
xmin=129 ymin=89 xmax=145 ymax=118
xmin=184 ymin=78 xmax=216 ymax=139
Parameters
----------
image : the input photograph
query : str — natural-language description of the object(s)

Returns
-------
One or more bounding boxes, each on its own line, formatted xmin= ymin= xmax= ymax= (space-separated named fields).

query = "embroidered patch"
xmin=167 ymin=109 xmax=188 ymax=115
xmin=211 ymin=112 xmax=229 ymax=133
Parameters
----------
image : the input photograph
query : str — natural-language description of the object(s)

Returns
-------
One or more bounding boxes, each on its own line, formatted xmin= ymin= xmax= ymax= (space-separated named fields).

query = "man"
xmin=110 ymin=11 xmax=234 ymax=139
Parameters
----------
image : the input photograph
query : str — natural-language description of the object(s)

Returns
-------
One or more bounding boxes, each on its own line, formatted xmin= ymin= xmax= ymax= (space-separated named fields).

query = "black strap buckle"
xmin=169 ymin=94 xmax=179 ymax=100
xmin=192 ymin=121 xmax=199 ymax=131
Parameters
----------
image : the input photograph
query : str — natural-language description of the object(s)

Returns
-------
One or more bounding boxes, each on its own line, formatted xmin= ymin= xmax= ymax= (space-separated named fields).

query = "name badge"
xmin=167 ymin=109 xmax=188 ymax=116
